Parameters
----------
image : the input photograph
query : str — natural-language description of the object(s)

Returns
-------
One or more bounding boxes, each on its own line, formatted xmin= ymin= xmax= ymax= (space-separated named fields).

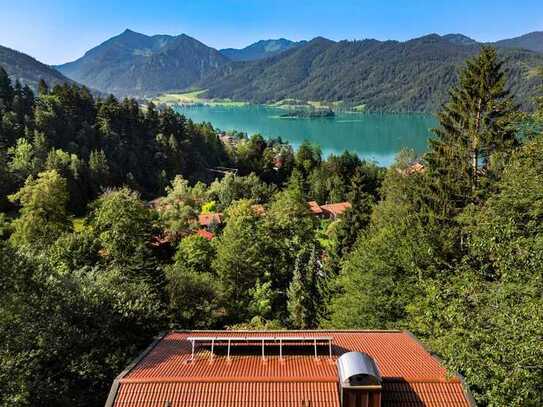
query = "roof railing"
xmin=186 ymin=336 xmax=333 ymax=363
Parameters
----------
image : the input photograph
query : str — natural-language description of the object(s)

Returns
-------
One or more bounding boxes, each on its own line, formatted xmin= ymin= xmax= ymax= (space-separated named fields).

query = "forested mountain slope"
xmin=203 ymin=34 xmax=543 ymax=111
xmin=494 ymin=31 xmax=543 ymax=53
xmin=0 ymin=45 xmax=75 ymax=91
xmin=220 ymin=39 xmax=304 ymax=61
xmin=56 ymin=29 xmax=230 ymax=96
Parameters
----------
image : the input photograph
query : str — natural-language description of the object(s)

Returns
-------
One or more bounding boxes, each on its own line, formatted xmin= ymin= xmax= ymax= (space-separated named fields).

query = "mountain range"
xmin=1 ymin=30 xmax=542 ymax=112
xmin=203 ymin=34 xmax=543 ymax=111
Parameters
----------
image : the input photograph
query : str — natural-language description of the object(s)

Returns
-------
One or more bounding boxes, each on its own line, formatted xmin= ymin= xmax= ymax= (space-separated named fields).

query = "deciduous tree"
xmin=8 ymin=170 xmax=70 ymax=250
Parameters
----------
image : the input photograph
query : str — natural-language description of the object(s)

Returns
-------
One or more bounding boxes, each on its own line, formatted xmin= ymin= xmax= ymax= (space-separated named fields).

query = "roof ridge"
xmin=172 ymin=329 xmax=404 ymax=333
xmin=119 ymin=376 xmax=462 ymax=384
xmin=383 ymin=377 xmax=462 ymax=384
xmin=120 ymin=376 xmax=339 ymax=384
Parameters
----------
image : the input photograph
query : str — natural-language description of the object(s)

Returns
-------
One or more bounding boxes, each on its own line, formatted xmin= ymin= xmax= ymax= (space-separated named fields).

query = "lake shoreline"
xmin=172 ymin=104 xmax=437 ymax=166
xmin=151 ymin=91 xmax=436 ymax=115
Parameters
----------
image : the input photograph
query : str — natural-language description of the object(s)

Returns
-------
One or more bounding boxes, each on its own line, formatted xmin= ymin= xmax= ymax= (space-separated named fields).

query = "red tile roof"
xmin=308 ymin=201 xmax=324 ymax=215
xmin=320 ymin=202 xmax=351 ymax=217
xmin=198 ymin=212 xmax=223 ymax=227
xmin=196 ymin=229 xmax=215 ymax=240
xmin=251 ymin=204 xmax=266 ymax=216
xmin=107 ymin=330 xmax=473 ymax=407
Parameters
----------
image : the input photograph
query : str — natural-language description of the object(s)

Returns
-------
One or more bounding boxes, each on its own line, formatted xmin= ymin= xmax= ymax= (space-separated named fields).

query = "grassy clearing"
xmin=527 ymin=66 xmax=543 ymax=78
xmin=154 ymin=93 xmax=367 ymax=112
xmin=152 ymin=90 xmax=248 ymax=107
xmin=352 ymin=104 xmax=367 ymax=112
xmin=268 ymin=99 xmax=333 ymax=110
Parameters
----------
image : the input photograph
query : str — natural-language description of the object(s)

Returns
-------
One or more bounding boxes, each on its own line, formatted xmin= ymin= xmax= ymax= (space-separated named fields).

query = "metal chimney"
xmin=337 ymin=352 xmax=382 ymax=407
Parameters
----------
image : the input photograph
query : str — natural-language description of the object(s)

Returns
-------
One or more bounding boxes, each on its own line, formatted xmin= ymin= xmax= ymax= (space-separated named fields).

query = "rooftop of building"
xmin=320 ymin=202 xmax=352 ymax=217
xmin=106 ymin=330 xmax=473 ymax=407
xmin=198 ymin=212 xmax=223 ymax=227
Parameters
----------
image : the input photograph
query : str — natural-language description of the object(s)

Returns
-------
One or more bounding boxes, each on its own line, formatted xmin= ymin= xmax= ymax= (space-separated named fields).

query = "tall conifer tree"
xmin=335 ymin=168 xmax=374 ymax=257
xmin=0 ymin=67 xmax=13 ymax=110
xmin=287 ymin=245 xmax=321 ymax=329
xmin=425 ymin=46 xmax=517 ymax=219
xmin=38 ymin=79 xmax=49 ymax=96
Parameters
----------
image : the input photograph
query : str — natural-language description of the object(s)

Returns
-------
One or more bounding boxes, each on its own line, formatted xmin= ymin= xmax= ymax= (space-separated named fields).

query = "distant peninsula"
xmin=280 ymin=109 xmax=335 ymax=119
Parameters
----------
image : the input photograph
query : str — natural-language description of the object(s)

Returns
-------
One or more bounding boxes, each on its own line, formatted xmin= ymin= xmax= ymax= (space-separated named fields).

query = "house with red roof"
xmin=198 ymin=212 xmax=223 ymax=228
xmin=308 ymin=201 xmax=324 ymax=215
xmin=251 ymin=204 xmax=266 ymax=216
xmin=196 ymin=229 xmax=215 ymax=240
xmin=308 ymin=201 xmax=351 ymax=218
xmin=105 ymin=330 xmax=474 ymax=407
xmin=320 ymin=202 xmax=352 ymax=218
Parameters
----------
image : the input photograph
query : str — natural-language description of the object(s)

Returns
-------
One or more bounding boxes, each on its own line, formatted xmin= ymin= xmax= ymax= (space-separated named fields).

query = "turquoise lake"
xmin=174 ymin=105 xmax=437 ymax=166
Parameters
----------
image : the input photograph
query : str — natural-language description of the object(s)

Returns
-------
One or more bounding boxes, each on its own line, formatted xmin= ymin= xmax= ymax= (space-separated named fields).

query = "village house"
xmin=319 ymin=202 xmax=352 ymax=218
xmin=198 ymin=212 xmax=223 ymax=229
xmin=196 ymin=229 xmax=215 ymax=240
xmin=198 ymin=201 xmax=352 ymax=228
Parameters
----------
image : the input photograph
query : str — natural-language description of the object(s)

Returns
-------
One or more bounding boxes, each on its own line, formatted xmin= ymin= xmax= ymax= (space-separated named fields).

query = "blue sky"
xmin=2 ymin=0 xmax=542 ymax=64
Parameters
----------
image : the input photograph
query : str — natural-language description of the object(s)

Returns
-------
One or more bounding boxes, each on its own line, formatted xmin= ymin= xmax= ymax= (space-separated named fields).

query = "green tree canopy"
xmin=409 ymin=134 xmax=543 ymax=406
xmin=212 ymin=199 xmax=268 ymax=322
xmin=165 ymin=266 xmax=220 ymax=329
xmin=287 ymin=245 xmax=321 ymax=329
xmin=425 ymin=46 xmax=517 ymax=221
xmin=8 ymin=170 xmax=70 ymax=250
xmin=0 ymin=242 xmax=163 ymax=407
xmin=173 ymin=234 xmax=215 ymax=274
xmin=88 ymin=188 xmax=155 ymax=270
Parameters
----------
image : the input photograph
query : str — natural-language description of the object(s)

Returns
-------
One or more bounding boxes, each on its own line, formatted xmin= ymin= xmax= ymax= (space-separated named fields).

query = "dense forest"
xmin=1 ymin=47 xmax=542 ymax=407
xmin=203 ymin=35 xmax=543 ymax=112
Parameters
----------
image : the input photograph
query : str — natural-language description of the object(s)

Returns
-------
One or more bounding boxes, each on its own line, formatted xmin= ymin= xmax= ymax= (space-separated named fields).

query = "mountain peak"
xmin=220 ymin=38 xmax=304 ymax=61
xmin=310 ymin=36 xmax=332 ymax=42
xmin=55 ymin=30 xmax=229 ymax=96
xmin=443 ymin=33 xmax=478 ymax=45
xmin=120 ymin=28 xmax=143 ymax=36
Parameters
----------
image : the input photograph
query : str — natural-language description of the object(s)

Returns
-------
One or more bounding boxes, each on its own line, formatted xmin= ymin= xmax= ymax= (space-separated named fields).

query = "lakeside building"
xmin=105 ymin=330 xmax=474 ymax=407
